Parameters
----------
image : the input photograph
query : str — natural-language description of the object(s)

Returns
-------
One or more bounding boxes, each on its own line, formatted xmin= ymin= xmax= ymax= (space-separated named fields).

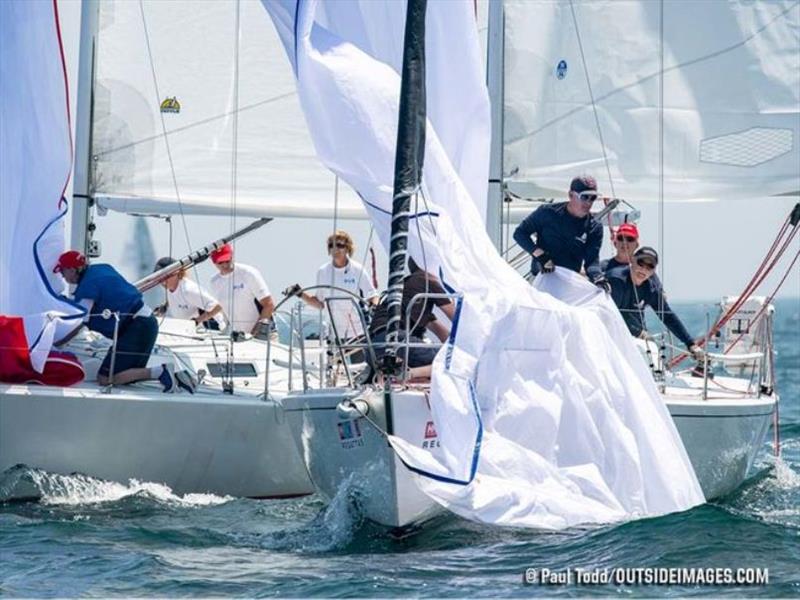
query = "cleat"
xmin=175 ymin=370 xmax=198 ymax=394
xmin=159 ymin=364 xmax=177 ymax=393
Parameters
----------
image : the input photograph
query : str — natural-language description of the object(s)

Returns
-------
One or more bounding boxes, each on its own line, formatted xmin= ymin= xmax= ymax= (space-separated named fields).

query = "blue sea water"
xmin=1 ymin=299 xmax=798 ymax=598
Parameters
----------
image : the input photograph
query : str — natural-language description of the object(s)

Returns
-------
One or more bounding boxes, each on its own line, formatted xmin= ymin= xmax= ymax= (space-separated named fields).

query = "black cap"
xmin=570 ymin=175 xmax=597 ymax=194
xmin=154 ymin=256 xmax=176 ymax=272
xmin=634 ymin=246 xmax=659 ymax=265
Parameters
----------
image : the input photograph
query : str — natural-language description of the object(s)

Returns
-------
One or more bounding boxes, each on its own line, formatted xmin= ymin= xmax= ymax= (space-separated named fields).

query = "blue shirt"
xmin=606 ymin=265 xmax=694 ymax=347
xmin=73 ymin=264 xmax=144 ymax=339
xmin=513 ymin=202 xmax=603 ymax=281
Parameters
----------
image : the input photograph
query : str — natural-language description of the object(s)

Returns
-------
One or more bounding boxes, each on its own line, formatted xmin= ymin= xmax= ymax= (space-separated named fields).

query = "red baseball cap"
xmin=615 ymin=223 xmax=639 ymax=239
xmin=53 ymin=250 xmax=87 ymax=273
xmin=210 ymin=243 xmax=233 ymax=264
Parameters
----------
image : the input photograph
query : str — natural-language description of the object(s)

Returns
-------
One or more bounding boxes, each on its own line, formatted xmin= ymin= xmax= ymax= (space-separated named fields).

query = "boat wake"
xmin=0 ymin=465 xmax=232 ymax=508
xmin=722 ymin=453 xmax=800 ymax=530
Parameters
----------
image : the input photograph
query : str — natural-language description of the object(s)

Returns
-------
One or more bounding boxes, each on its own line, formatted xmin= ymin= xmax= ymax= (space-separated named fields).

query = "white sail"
xmin=0 ymin=0 xmax=84 ymax=372
xmin=503 ymin=0 xmax=800 ymax=202
xmin=91 ymin=0 xmax=364 ymax=218
xmin=265 ymin=0 xmax=704 ymax=529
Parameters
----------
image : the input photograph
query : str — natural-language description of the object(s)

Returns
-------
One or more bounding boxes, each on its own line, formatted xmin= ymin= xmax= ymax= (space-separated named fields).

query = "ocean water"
xmin=1 ymin=299 xmax=798 ymax=598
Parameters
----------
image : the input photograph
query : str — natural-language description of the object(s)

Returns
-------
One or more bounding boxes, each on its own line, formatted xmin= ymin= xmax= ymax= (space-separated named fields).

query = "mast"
xmin=70 ymin=0 xmax=99 ymax=257
xmin=381 ymin=0 xmax=428 ymax=376
xmin=486 ymin=0 xmax=505 ymax=250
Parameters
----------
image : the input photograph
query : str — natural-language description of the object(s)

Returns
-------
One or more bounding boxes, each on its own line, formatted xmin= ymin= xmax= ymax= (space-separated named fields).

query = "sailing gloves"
xmin=283 ymin=283 xmax=303 ymax=298
xmin=534 ymin=251 xmax=555 ymax=273
xmin=593 ymin=275 xmax=611 ymax=294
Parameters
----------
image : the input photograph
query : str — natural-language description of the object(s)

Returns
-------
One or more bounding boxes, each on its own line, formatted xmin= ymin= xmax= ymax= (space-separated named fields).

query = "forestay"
xmin=264 ymin=0 xmax=704 ymax=528
xmin=0 ymin=1 xmax=83 ymax=372
xmin=91 ymin=0 xmax=363 ymax=219
xmin=502 ymin=0 xmax=800 ymax=202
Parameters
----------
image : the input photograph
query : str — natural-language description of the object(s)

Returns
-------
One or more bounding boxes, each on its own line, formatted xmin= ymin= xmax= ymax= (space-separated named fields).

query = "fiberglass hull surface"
xmin=285 ymin=385 xmax=776 ymax=528
xmin=0 ymin=381 xmax=313 ymax=500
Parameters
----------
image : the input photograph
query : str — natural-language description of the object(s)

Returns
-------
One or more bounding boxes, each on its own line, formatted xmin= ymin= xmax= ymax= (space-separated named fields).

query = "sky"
xmin=57 ymin=0 xmax=799 ymax=306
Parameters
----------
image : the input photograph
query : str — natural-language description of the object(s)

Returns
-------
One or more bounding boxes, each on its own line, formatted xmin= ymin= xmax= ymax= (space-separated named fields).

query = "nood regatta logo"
xmin=160 ymin=96 xmax=181 ymax=114
xmin=422 ymin=421 xmax=439 ymax=449
xmin=337 ymin=419 xmax=364 ymax=449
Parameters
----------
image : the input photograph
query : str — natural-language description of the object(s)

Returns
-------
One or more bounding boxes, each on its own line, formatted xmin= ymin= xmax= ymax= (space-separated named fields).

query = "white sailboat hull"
xmin=0 ymin=382 xmax=313 ymax=500
xmin=286 ymin=381 xmax=777 ymax=529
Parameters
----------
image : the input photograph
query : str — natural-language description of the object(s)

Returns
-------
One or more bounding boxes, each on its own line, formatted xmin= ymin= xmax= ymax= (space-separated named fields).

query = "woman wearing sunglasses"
xmin=292 ymin=230 xmax=379 ymax=341
xmin=607 ymin=247 xmax=702 ymax=360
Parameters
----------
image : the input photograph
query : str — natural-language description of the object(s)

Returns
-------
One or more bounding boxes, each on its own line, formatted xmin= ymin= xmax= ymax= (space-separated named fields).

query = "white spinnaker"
xmin=264 ymin=0 xmax=704 ymax=528
xmin=91 ymin=0 xmax=363 ymax=218
xmin=0 ymin=0 xmax=83 ymax=371
xmin=503 ymin=0 xmax=800 ymax=202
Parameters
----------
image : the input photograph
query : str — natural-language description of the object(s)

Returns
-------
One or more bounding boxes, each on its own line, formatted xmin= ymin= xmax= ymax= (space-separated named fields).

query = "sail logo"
xmin=556 ymin=60 xmax=568 ymax=80
xmin=160 ymin=97 xmax=181 ymax=114
xmin=337 ymin=419 xmax=364 ymax=449
xmin=422 ymin=420 xmax=439 ymax=449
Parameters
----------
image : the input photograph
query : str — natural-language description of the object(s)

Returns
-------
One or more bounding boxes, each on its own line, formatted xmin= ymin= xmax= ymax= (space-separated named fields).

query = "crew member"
xmin=513 ymin=175 xmax=607 ymax=289
xmin=53 ymin=250 xmax=195 ymax=392
xmin=601 ymin=222 xmax=640 ymax=272
xmin=368 ymin=259 xmax=456 ymax=380
xmin=289 ymin=230 xmax=379 ymax=340
xmin=607 ymin=247 xmax=702 ymax=358
xmin=152 ymin=257 xmax=224 ymax=330
xmin=208 ymin=243 xmax=275 ymax=338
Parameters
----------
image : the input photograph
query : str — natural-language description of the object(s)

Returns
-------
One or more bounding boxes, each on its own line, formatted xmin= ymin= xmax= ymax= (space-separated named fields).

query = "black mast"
xmin=382 ymin=0 xmax=427 ymax=377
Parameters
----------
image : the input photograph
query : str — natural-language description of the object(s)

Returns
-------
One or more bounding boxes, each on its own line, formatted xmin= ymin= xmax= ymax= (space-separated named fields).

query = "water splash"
xmin=0 ymin=465 xmax=231 ymax=508
xmin=723 ymin=455 xmax=800 ymax=529
xmin=249 ymin=472 xmax=366 ymax=553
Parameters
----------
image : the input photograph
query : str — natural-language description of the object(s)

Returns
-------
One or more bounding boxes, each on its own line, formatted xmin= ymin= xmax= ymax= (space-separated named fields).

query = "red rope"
xmin=669 ymin=211 xmax=798 ymax=368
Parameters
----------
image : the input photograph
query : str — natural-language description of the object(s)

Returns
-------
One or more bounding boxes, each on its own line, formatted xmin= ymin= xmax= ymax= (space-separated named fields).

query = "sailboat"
xmin=0 ymin=0 xmax=337 ymax=501
xmin=270 ymin=0 xmax=797 ymax=530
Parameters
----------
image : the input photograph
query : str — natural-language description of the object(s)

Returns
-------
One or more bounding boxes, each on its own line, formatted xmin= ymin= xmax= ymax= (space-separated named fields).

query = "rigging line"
xmin=724 ymin=247 xmax=800 ymax=354
xmin=568 ymin=0 xmax=616 ymax=200
xmin=92 ymin=91 xmax=296 ymax=158
xmin=226 ymin=0 xmax=242 ymax=359
xmin=510 ymin=0 xmax=800 ymax=145
xmin=658 ymin=0 xmax=665 ymax=320
xmin=138 ymin=1 xmax=194 ymax=261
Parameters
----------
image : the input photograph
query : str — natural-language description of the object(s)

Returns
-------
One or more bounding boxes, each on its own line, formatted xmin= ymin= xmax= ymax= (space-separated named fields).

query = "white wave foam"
xmin=0 ymin=467 xmax=232 ymax=507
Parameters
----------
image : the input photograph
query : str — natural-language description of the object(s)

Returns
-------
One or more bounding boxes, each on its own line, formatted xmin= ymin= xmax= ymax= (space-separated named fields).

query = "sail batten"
xmin=502 ymin=0 xmax=800 ymax=203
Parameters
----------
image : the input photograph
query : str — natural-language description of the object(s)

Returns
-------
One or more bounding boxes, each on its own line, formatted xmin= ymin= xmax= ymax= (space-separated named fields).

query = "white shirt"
xmin=210 ymin=263 xmax=271 ymax=332
xmin=166 ymin=278 xmax=224 ymax=326
xmin=315 ymin=258 xmax=378 ymax=338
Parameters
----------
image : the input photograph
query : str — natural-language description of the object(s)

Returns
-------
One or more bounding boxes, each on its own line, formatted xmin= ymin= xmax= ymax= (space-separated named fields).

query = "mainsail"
xmin=90 ymin=0 xmax=363 ymax=219
xmin=0 ymin=0 xmax=84 ymax=372
xmin=265 ymin=0 xmax=704 ymax=528
xmin=501 ymin=0 xmax=800 ymax=203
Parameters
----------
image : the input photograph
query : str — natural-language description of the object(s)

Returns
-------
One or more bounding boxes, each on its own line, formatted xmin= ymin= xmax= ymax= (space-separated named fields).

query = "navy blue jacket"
xmin=513 ymin=202 xmax=603 ymax=281
xmin=607 ymin=265 xmax=694 ymax=347
xmin=73 ymin=264 xmax=144 ymax=339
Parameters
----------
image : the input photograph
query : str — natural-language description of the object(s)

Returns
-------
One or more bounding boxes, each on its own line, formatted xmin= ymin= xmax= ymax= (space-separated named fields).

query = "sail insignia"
xmin=556 ymin=59 xmax=568 ymax=80
xmin=159 ymin=96 xmax=181 ymax=114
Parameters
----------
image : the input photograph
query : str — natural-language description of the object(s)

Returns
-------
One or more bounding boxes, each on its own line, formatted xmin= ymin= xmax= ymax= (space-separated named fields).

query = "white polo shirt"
xmin=315 ymin=258 xmax=378 ymax=338
xmin=210 ymin=263 xmax=271 ymax=332
xmin=165 ymin=278 xmax=224 ymax=326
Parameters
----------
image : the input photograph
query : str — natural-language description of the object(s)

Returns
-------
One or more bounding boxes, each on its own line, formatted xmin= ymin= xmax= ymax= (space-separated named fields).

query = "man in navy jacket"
xmin=513 ymin=175 xmax=607 ymax=290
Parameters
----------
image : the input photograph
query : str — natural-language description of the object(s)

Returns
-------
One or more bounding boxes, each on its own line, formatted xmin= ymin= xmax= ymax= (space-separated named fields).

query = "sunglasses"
xmin=328 ymin=241 xmax=347 ymax=249
xmin=575 ymin=191 xmax=598 ymax=203
xmin=616 ymin=235 xmax=637 ymax=243
xmin=636 ymin=259 xmax=657 ymax=270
